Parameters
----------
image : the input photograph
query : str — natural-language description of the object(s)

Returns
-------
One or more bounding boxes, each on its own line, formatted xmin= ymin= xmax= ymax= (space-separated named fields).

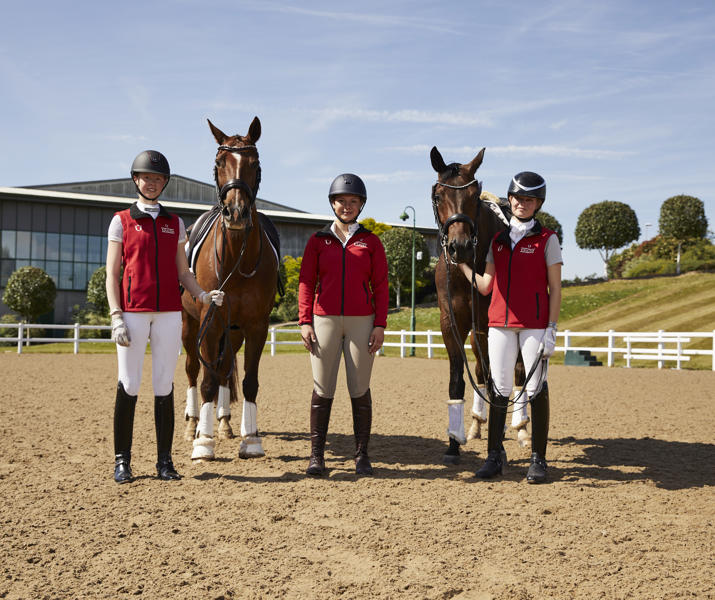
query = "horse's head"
xmin=430 ymin=146 xmax=485 ymax=264
xmin=209 ymin=117 xmax=262 ymax=231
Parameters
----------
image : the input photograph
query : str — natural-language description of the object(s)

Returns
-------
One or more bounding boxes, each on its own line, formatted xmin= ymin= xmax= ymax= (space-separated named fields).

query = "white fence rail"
xmin=2 ymin=324 xmax=714 ymax=370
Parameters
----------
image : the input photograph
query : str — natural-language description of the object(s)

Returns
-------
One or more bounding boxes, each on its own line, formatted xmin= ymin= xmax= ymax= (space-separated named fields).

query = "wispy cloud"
xmin=307 ymin=170 xmax=421 ymax=185
xmin=386 ymin=144 xmax=634 ymax=160
xmin=241 ymin=0 xmax=463 ymax=35
xmin=104 ymin=134 xmax=148 ymax=144
xmin=308 ymin=107 xmax=492 ymax=128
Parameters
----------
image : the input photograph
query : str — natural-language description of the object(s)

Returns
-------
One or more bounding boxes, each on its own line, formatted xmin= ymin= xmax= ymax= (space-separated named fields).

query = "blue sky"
xmin=2 ymin=0 xmax=713 ymax=278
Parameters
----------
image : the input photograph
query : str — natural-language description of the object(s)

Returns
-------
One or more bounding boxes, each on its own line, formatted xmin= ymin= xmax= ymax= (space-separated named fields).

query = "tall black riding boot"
xmin=114 ymin=382 xmax=137 ymax=484
xmin=527 ymin=382 xmax=550 ymax=484
xmin=306 ymin=391 xmax=333 ymax=476
xmin=475 ymin=391 xmax=509 ymax=479
xmin=155 ymin=387 xmax=181 ymax=481
xmin=351 ymin=389 xmax=373 ymax=476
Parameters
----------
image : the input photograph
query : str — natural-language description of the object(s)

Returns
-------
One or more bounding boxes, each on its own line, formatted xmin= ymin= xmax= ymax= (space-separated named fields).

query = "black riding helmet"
xmin=328 ymin=173 xmax=367 ymax=224
xmin=131 ymin=150 xmax=171 ymax=200
xmin=508 ymin=171 xmax=546 ymax=202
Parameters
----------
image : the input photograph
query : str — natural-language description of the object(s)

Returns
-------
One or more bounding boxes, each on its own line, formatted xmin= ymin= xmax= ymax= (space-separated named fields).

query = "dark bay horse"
xmin=430 ymin=146 xmax=525 ymax=464
xmin=182 ymin=117 xmax=279 ymax=461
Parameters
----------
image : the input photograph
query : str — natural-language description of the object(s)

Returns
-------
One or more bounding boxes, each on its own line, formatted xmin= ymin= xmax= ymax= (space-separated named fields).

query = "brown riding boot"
xmin=306 ymin=391 xmax=333 ymax=476
xmin=351 ymin=389 xmax=373 ymax=476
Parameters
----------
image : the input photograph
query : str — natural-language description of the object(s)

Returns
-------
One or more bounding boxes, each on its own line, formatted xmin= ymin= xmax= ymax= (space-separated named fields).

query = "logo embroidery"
xmin=135 ymin=224 xmax=143 ymax=232
xmin=354 ymin=241 xmax=368 ymax=248
xmin=497 ymin=244 xmax=504 ymax=252
xmin=161 ymin=225 xmax=175 ymax=234
xmin=520 ymin=246 xmax=535 ymax=254
xmin=324 ymin=239 xmax=332 ymax=245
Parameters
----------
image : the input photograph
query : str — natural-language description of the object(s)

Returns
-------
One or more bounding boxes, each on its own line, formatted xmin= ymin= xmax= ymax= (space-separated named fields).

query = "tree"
xmin=271 ymin=256 xmax=302 ymax=322
xmin=86 ymin=266 xmax=109 ymax=315
xmin=575 ymin=201 xmax=640 ymax=278
xmin=380 ymin=227 xmax=430 ymax=308
xmin=537 ymin=210 xmax=563 ymax=246
xmin=658 ymin=195 xmax=708 ymax=240
xmin=359 ymin=217 xmax=392 ymax=237
xmin=3 ymin=266 xmax=57 ymax=322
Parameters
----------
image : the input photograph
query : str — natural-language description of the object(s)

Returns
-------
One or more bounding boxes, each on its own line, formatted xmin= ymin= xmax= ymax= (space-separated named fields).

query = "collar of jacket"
xmin=495 ymin=218 xmax=544 ymax=246
xmin=316 ymin=222 xmax=369 ymax=239
xmin=129 ymin=202 xmax=171 ymax=220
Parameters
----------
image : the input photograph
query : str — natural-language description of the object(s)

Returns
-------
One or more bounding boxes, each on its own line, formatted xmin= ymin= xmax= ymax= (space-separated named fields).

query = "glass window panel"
xmin=31 ymin=231 xmax=45 ymax=260
xmin=45 ymin=261 xmax=59 ymax=286
xmin=16 ymin=259 xmax=30 ymax=269
xmin=59 ymin=261 xmax=73 ymax=289
xmin=60 ymin=233 xmax=73 ymax=261
xmin=88 ymin=236 xmax=102 ymax=262
xmin=1 ymin=259 xmax=16 ymax=286
xmin=1 ymin=230 xmax=16 ymax=259
xmin=46 ymin=233 xmax=60 ymax=260
xmin=101 ymin=240 xmax=108 ymax=262
xmin=74 ymin=262 xmax=87 ymax=291
xmin=74 ymin=234 xmax=88 ymax=262
xmin=16 ymin=231 xmax=31 ymax=259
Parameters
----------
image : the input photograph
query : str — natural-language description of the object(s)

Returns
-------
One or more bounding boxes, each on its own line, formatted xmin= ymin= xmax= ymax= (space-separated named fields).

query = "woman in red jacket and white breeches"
xmin=298 ymin=173 xmax=389 ymax=476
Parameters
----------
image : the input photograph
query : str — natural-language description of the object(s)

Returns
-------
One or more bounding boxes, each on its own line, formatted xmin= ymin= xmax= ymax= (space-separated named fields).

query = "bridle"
xmin=431 ymin=178 xmax=482 ymax=251
xmin=213 ymin=144 xmax=262 ymax=207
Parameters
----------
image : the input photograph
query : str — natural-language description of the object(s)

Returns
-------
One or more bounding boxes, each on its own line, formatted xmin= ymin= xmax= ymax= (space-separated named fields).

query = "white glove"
xmin=538 ymin=323 xmax=557 ymax=358
xmin=111 ymin=312 xmax=130 ymax=347
xmin=200 ymin=290 xmax=225 ymax=306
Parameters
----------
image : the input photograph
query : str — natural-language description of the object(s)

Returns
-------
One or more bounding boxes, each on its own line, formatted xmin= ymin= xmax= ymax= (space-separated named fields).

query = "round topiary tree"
xmin=658 ymin=195 xmax=708 ymax=240
xmin=2 ymin=266 xmax=57 ymax=322
xmin=537 ymin=210 xmax=563 ymax=246
xmin=575 ymin=201 xmax=640 ymax=278
xmin=86 ymin=265 xmax=109 ymax=315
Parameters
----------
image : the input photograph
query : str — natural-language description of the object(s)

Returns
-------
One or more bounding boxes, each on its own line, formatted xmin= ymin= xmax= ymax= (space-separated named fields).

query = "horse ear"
xmin=430 ymin=146 xmax=447 ymax=174
xmin=465 ymin=147 xmax=486 ymax=177
xmin=247 ymin=116 xmax=261 ymax=144
xmin=208 ymin=119 xmax=228 ymax=145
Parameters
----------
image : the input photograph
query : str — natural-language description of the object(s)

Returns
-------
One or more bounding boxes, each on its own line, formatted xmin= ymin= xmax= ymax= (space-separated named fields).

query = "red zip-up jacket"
xmin=488 ymin=221 xmax=554 ymax=329
xmin=298 ymin=224 xmax=389 ymax=327
xmin=118 ymin=203 xmax=183 ymax=312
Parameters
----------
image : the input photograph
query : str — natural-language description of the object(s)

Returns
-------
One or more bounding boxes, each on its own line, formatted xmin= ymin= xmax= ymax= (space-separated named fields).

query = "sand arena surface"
xmin=1 ymin=353 xmax=713 ymax=599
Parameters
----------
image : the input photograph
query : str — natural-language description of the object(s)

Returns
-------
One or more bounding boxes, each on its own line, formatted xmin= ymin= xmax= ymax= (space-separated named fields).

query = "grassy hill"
xmin=385 ymin=272 xmax=715 ymax=369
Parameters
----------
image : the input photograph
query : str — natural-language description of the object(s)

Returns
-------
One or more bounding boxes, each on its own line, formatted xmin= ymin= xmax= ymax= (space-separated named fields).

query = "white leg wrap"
xmin=240 ymin=399 xmax=257 ymax=437
xmin=198 ymin=401 xmax=215 ymax=437
xmin=511 ymin=387 xmax=530 ymax=429
xmin=472 ymin=388 xmax=487 ymax=422
xmin=185 ymin=386 xmax=199 ymax=419
xmin=447 ymin=399 xmax=466 ymax=445
xmin=192 ymin=401 xmax=216 ymax=460
xmin=216 ymin=386 xmax=231 ymax=420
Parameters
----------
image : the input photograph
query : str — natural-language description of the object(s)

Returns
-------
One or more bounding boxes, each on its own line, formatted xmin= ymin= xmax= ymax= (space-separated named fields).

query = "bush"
xmin=2 ymin=266 xmax=56 ymax=322
xmin=610 ymin=237 xmax=715 ymax=278
xmin=0 ymin=313 xmax=21 ymax=345
xmin=66 ymin=306 xmax=111 ymax=338
xmin=622 ymin=257 xmax=674 ymax=278
xmin=87 ymin=266 xmax=109 ymax=314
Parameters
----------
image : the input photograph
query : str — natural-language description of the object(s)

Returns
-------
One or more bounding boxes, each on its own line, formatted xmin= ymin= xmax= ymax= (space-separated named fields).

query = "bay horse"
xmin=430 ymin=146 xmax=525 ymax=465
xmin=182 ymin=117 xmax=279 ymax=461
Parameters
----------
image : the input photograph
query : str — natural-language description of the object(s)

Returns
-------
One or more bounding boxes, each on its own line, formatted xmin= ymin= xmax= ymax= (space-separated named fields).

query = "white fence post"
xmin=270 ymin=327 xmax=276 ymax=356
xmin=17 ymin=322 xmax=24 ymax=354
xmin=607 ymin=329 xmax=614 ymax=367
xmin=563 ymin=330 xmax=570 ymax=357
xmin=657 ymin=329 xmax=664 ymax=369
xmin=712 ymin=330 xmax=715 ymax=371
xmin=400 ymin=330 xmax=406 ymax=359
xmin=427 ymin=330 xmax=433 ymax=359
xmin=73 ymin=323 xmax=81 ymax=354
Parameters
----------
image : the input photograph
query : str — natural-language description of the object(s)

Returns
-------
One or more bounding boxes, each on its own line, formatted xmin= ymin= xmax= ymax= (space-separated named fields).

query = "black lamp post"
xmin=399 ymin=206 xmax=416 ymax=356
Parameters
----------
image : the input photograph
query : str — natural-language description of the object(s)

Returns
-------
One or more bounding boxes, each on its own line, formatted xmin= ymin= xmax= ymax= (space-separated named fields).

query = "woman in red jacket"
xmin=106 ymin=150 xmax=223 ymax=484
xmin=298 ymin=173 xmax=389 ymax=477
xmin=459 ymin=171 xmax=562 ymax=483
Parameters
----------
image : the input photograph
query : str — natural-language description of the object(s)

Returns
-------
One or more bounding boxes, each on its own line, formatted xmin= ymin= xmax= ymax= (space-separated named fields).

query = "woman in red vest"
xmin=106 ymin=150 xmax=224 ymax=484
xmin=459 ymin=171 xmax=562 ymax=483
xmin=298 ymin=174 xmax=389 ymax=477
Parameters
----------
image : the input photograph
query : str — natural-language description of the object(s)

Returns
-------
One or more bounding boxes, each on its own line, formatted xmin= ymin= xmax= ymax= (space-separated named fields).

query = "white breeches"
xmin=488 ymin=326 xmax=548 ymax=399
xmin=116 ymin=311 xmax=182 ymax=396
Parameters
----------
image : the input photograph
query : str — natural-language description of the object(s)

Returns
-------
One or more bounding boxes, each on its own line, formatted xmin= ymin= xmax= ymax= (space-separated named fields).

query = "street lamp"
xmin=645 ymin=223 xmax=652 ymax=241
xmin=399 ymin=206 xmax=416 ymax=356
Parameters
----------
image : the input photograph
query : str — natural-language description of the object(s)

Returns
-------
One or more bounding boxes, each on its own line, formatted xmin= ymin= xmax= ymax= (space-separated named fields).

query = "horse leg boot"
xmin=113 ymin=382 xmax=137 ymax=484
xmin=155 ymin=388 xmax=181 ymax=480
xmin=306 ymin=391 xmax=333 ymax=476
xmin=351 ymin=389 xmax=373 ymax=476
xmin=475 ymin=392 xmax=509 ymax=479
xmin=527 ymin=382 xmax=550 ymax=484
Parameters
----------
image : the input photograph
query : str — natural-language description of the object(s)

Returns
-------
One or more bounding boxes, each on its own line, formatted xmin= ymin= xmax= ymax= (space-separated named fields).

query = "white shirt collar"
xmin=137 ymin=201 xmax=161 ymax=219
xmin=509 ymin=216 xmax=534 ymax=248
xmin=330 ymin=221 xmax=360 ymax=246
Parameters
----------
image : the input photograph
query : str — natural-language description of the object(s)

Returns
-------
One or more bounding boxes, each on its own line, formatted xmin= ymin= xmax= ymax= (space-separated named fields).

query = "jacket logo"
xmin=497 ymin=244 xmax=504 ymax=252
xmin=324 ymin=239 xmax=332 ymax=245
xmin=161 ymin=225 xmax=175 ymax=234
xmin=135 ymin=224 xmax=143 ymax=232
xmin=520 ymin=246 xmax=535 ymax=254
xmin=354 ymin=241 xmax=368 ymax=248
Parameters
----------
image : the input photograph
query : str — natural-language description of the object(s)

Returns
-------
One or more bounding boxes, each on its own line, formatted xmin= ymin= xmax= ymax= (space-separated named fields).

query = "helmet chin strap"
xmin=133 ymin=176 xmax=168 ymax=203
xmin=331 ymin=201 xmax=366 ymax=225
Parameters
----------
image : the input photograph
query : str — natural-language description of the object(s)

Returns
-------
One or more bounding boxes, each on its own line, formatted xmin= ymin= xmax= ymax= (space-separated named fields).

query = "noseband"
xmin=214 ymin=144 xmax=262 ymax=204
xmin=431 ymin=178 xmax=482 ymax=249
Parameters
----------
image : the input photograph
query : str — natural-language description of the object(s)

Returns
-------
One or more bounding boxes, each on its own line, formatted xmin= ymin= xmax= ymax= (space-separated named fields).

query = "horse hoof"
xmin=217 ymin=417 xmax=235 ymax=440
xmin=191 ymin=435 xmax=215 ymax=461
xmin=184 ymin=417 xmax=199 ymax=442
xmin=466 ymin=417 xmax=484 ymax=441
xmin=517 ymin=427 xmax=529 ymax=448
xmin=442 ymin=453 xmax=461 ymax=465
xmin=239 ymin=435 xmax=265 ymax=459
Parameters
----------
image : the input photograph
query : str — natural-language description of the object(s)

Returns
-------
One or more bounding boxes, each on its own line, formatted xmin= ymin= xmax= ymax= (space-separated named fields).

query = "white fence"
xmin=2 ymin=323 xmax=714 ymax=370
